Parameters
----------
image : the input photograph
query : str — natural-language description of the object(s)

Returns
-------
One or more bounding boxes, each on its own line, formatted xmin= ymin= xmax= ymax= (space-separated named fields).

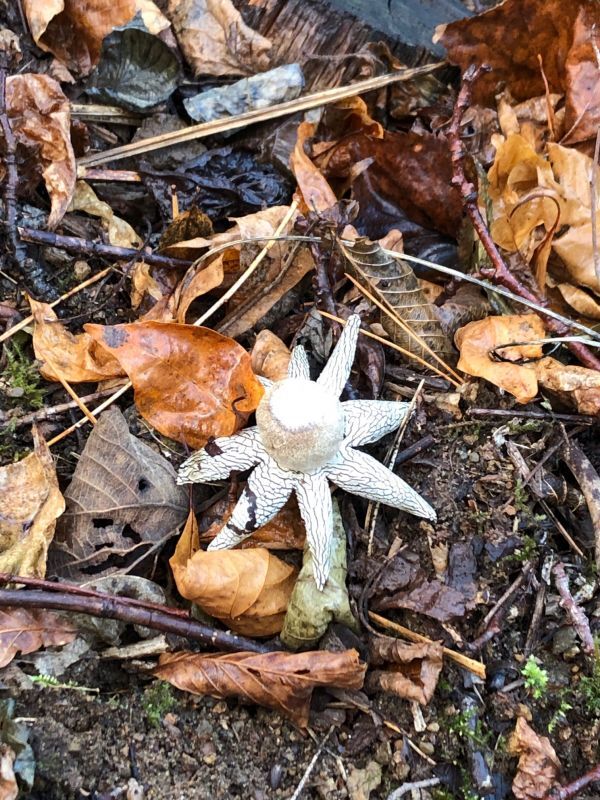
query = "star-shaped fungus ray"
xmin=178 ymin=314 xmax=436 ymax=590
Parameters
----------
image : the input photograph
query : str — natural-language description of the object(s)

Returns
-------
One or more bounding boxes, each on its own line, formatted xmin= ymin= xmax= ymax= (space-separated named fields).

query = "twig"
xmin=289 ymin=729 xmax=333 ymax=800
xmin=18 ymin=228 xmax=192 ymax=271
xmin=467 ymin=408 xmax=595 ymax=425
xmin=541 ymin=762 xmax=600 ymax=800
xmin=591 ymin=128 xmax=600 ymax=287
xmin=47 ymin=381 xmax=131 ymax=447
xmin=469 ymin=563 xmax=532 ymax=651
xmin=561 ymin=441 xmax=600 ymax=572
xmin=387 ymin=777 xmax=440 ymax=800
xmin=368 ymin=611 xmax=486 ymax=679
xmin=0 ymin=387 xmax=117 ymax=429
xmin=0 ymin=587 xmax=274 ymax=654
xmin=395 ymin=434 xmax=436 ymax=466
xmin=0 ymin=52 xmax=19 ymax=282
xmin=43 ymin=354 xmax=97 ymax=426
xmin=552 ymin=562 xmax=595 ymax=655
xmin=77 ymin=66 xmax=445 ymax=168
xmin=448 ymin=64 xmax=600 ymax=371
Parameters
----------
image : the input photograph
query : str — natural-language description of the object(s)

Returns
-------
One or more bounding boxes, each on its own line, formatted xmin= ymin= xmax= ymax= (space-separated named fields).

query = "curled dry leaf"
xmin=68 ymin=181 xmax=142 ymax=248
xmin=251 ymin=330 xmax=291 ymax=383
xmin=508 ymin=717 xmax=561 ymax=800
xmin=0 ymin=746 xmax=17 ymax=800
xmin=6 ymin=74 xmax=75 ymax=228
xmin=536 ymin=357 xmax=600 ymax=416
xmin=49 ymin=407 xmax=188 ymax=579
xmin=171 ymin=512 xmax=297 ymax=636
xmin=154 ymin=648 xmax=367 ymax=727
xmin=290 ymin=120 xmax=337 ymax=213
xmin=22 ymin=0 xmax=136 ymax=75
xmin=29 ymin=299 xmax=123 ymax=383
xmin=173 ymin=255 xmax=226 ymax=324
xmin=455 ymin=315 xmax=545 ymax=404
xmin=0 ymin=608 xmax=76 ymax=668
xmin=366 ymin=636 xmax=443 ymax=706
xmin=556 ymin=284 xmax=600 ymax=320
xmin=0 ymin=428 xmax=65 ymax=579
xmin=167 ymin=0 xmax=272 ymax=77
xmin=85 ymin=321 xmax=263 ymax=448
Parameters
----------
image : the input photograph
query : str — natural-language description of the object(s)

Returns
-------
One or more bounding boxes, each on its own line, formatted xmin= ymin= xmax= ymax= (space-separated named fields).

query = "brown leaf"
xmin=85 ymin=321 xmax=263 ymax=448
xmin=68 ymin=181 xmax=141 ymax=248
xmin=171 ymin=542 xmax=298 ymax=636
xmin=0 ymin=428 xmax=65 ymax=579
xmin=508 ymin=717 xmax=561 ymax=800
xmin=168 ymin=0 xmax=272 ymax=77
xmin=251 ymin=330 xmax=291 ymax=383
xmin=535 ymin=357 xmax=600 ymax=416
xmin=563 ymin=5 xmax=600 ymax=144
xmin=0 ymin=608 xmax=77 ymax=668
xmin=556 ymin=284 xmax=600 ymax=320
xmin=6 ymin=74 xmax=75 ymax=228
xmin=455 ymin=315 xmax=545 ymax=403
xmin=173 ymin=255 xmax=225 ymax=324
xmin=30 ymin=299 xmax=123 ymax=383
xmin=366 ymin=636 xmax=443 ymax=705
xmin=49 ymin=407 xmax=188 ymax=579
xmin=290 ymin=121 xmax=338 ymax=213
xmin=22 ymin=0 xmax=136 ymax=75
xmin=200 ymin=495 xmax=305 ymax=551
xmin=0 ymin=746 xmax=18 ymax=800
xmin=154 ymin=648 xmax=366 ymax=727
xmin=370 ymin=553 xmax=468 ymax=622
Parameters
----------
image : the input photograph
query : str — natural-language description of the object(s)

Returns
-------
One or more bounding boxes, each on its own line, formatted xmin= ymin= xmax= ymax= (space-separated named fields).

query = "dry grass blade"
xmin=317 ymin=310 xmax=460 ymax=387
xmin=77 ymin=66 xmax=444 ymax=167
xmin=339 ymin=238 xmax=458 ymax=375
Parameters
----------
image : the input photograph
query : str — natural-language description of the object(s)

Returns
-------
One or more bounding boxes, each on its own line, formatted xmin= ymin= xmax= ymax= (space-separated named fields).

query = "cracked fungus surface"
xmin=178 ymin=315 xmax=436 ymax=589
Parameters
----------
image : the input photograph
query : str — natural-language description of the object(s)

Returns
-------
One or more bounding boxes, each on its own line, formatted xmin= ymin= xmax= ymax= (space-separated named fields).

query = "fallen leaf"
xmin=563 ymin=4 xmax=600 ymax=144
xmin=49 ymin=407 xmax=188 ymax=579
xmin=0 ymin=609 xmax=76 ymax=668
xmin=251 ymin=330 xmax=291 ymax=383
xmin=6 ymin=74 xmax=75 ymax=228
xmin=508 ymin=717 xmax=561 ymax=800
xmin=0 ymin=701 xmax=34 ymax=793
xmin=154 ymin=648 xmax=367 ymax=727
xmin=557 ymin=284 xmax=600 ymax=320
xmin=455 ymin=315 xmax=545 ymax=403
xmin=173 ymin=255 xmax=226 ymax=324
xmin=29 ymin=298 xmax=123 ymax=383
xmin=290 ymin=121 xmax=337 ymax=213
xmin=0 ymin=746 xmax=17 ymax=800
xmin=346 ymin=761 xmax=382 ymax=800
xmin=167 ymin=0 xmax=272 ymax=77
xmin=85 ymin=321 xmax=263 ymax=448
xmin=68 ymin=181 xmax=142 ymax=248
xmin=535 ymin=357 xmax=600 ymax=416
xmin=130 ymin=262 xmax=166 ymax=311
xmin=281 ymin=499 xmax=357 ymax=649
xmin=370 ymin=553 xmax=468 ymax=622
xmin=171 ymin=535 xmax=297 ymax=636
xmin=22 ymin=0 xmax=136 ymax=75
xmin=366 ymin=636 xmax=443 ymax=705
xmin=0 ymin=428 xmax=65 ymax=579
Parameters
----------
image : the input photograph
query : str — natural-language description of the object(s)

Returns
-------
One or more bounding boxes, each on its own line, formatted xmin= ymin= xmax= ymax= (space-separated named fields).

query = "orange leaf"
xmin=173 ymin=255 xmax=225 ymax=324
xmin=22 ymin=0 xmax=136 ymax=75
xmin=535 ymin=357 xmax=600 ymax=416
xmin=508 ymin=717 xmax=561 ymax=800
xmin=171 ymin=544 xmax=297 ymax=636
xmin=154 ymin=648 xmax=366 ymax=727
xmin=455 ymin=315 xmax=545 ymax=403
xmin=250 ymin=330 xmax=291 ymax=383
xmin=6 ymin=74 xmax=76 ymax=228
xmin=30 ymin=299 xmax=123 ymax=383
xmin=85 ymin=321 xmax=263 ymax=448
xmin=0 ymin=608 xmax=76 ymax=668
xmin=290 ymin=121 xmax=337 ymax=213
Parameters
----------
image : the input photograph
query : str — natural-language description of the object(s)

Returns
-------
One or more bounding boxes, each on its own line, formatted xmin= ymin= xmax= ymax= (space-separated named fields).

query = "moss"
xmin=141 ymin=681 xmax=176 ymax=728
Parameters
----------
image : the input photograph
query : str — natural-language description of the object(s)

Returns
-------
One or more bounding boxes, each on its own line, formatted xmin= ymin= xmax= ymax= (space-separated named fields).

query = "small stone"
xmin=213 ymin=701 xmax=227 ymax=714
xmin=74 ymin=260 xmax=91 ymax=280
xmin=419 ymin=741 xmax=435 ymax=756
xmin=6 ymin=387 xmax=24 ymax=398
xmin=468 ymin=451 xmax=480 ymax=463
xmin=202 ymin=752 xmax=217 ymax=765
xmin=427 ymin=722 xmax=440 ymax=733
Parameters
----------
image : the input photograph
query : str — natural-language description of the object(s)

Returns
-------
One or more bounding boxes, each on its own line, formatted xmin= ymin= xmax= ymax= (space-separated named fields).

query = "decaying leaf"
xmin=154 ymin=648 xmax=367 ymax=727
xmin=29 ymin=299 xmax=123 ymax=383
xmin=455 ymin=315 xmax=545 ymax=403
xmin=173 ymin=255 xmax=226 ymax=324
xmin=366 ymin=636 xmax=443 ymax=705
xmin=536 ymin=357 xmax=600 ymax=416
xmin=68 ymin=182 xmax=142 ymax=248
xmin=290 ymin=120 xmax=337 ymax=213
xmin=281 ymin=500 xmax=356 ymax=650
xmin=21 ymin=0 xmax=137 ymax=75
xmin=251 ymin=330 xmax=291 ymax=383
xmin=85 ymin=321 xmax=263 ymax=448
xmin=167 ymin=0 xmax=272 ymax=77
xmin=49 ymin=407 xmax=188 ymax=579
xmin=0 ymin=609 xmax=76 ymax=668
xmin=556 ymin=284 xmax=600 ymax=321
xmin=508 ymin=717 xmax=561 ymax=800
xmin=6 ymin=74 xmax=75 ymax=228
xmin=0 ymin=746 xmax=17 ymax=800
xmin=0 ymin=428 xmax=65 ymax=579
xmin=370 ymin=552 xmax=468 ymax=623
xmin=346 ymin=762 xmax=382 ymax=800
xmin=171 ymin=510 xmax=297 ymax=636
xmin=340 ymin=236 xmax=454 ymax=363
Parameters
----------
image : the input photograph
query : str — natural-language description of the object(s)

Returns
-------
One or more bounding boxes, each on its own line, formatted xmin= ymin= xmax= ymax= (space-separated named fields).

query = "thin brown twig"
xmin=448 ymin=64 xmax=600 ymax=371
xmin=552 ymin=562 xmax=595 ymax=655
xmin=541 ymin=762 xmax=600 ymax=800
xmin=0 ymin=387 xmax=118 ymax=429
xmin=591 ymin=128 xmax=600 ymax=287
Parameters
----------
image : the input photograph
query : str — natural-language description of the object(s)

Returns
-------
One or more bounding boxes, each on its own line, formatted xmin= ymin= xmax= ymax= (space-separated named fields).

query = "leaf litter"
xmin=2 ymin=0 xmax=600 ymax=795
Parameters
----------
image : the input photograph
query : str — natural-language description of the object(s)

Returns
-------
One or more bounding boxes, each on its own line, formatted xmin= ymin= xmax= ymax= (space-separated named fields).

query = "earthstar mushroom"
xmin=178 ymin=314 xmax=436 ymax=590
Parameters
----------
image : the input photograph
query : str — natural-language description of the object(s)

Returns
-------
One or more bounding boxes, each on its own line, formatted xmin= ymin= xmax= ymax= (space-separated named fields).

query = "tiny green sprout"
xmin=522 ymin=656 xmax=549 ymax=699
xmin=2 ymin=340 xmax=44 ymax=409
xmin=30 ymin=673 xmax=99 ymax=694
xmin=142 ymin=681 xmax=176 ymax=728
